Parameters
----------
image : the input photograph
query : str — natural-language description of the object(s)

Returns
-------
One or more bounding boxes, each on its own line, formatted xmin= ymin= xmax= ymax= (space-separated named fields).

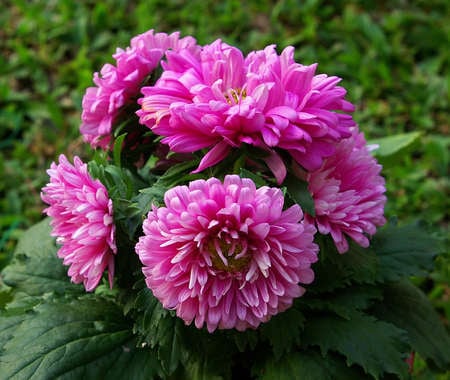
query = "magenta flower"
xmin=80 ymin=30 xmax=199 ymax=149
xmin=135 ymin=175 xmax=318 ymax=332
xmin=138 ymin=40 xmax=355 ymax=183
xmin=306 ymin=130 xmax=387 ymax=253
xmin=41 ymin=154 xmax=117 ymax=291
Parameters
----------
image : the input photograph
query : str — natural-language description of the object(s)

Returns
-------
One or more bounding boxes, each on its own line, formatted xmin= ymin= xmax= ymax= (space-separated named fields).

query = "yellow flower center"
xmin=225 ymin=88 xmax=247 ymax=105
xmin=208 ymin=239 xmax=250 ymax=272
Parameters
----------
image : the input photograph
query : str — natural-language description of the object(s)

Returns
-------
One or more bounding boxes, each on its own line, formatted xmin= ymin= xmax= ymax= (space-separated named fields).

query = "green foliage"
xmin=254 ymin=350 xmax=369 ymax=380
xmin=259 ymin=307 xmax=305 ymax=359
xmin=373 ymin=281 xmax=450 ymax=373
xmin=1 ymin=0 xmax=448 ymax=261
xmin=2 ymin=219 xmax=83 ymax=296
xmin=302 ymin=312 xmax=410 ymax=379
xmin=2 ymin=211 xmax=449 ymax=379
xmin=1 ymin=0 xmax=449 ymax=378
xmin=371 ymin=221 xmax=438 ymax=282
xmin=369 ymin=131 xmax=422 ymax=163
xmin=284 ymin=173 xmax=316 ymax=216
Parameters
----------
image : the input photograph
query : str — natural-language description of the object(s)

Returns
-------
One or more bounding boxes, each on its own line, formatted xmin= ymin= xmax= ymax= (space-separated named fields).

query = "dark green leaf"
xmin=113 ymin=132 xmax=127 ymax=167
xmin=284 ymin=173 xmax=315 ymax=216
xmin=0 ymin=296 xmax=162 ymax=380
xmin=1 ymin=219 xmax=83 ymax=296
xmin=239 ymin=168 xmax=268 ymax=187
xmin=138 ymin=184 xmax=166 ymax=208
xmin=310 ymin=236 xmax=378 ymax=292
xmin=183 ymin=359 xmax=225 ymax=380
xmin=260 ymin=306 xmax=305 ymax=359
xmin=254 ymin=350 xmax=369 ymax=380
xmin=372 ymin=222 xmax=438 ymax=282
xmin=128 ymin=284 xmax=184 ymax=375
xmin=232 ymin=329 xmax=259 ymax=352
xmin=301 ymin=285 xmax=382 ymax=319
xmin=155 ymin=159 xmax=200 ymax=189
xmin=302 ymin=312 xmax=410 ymax=379
xmin=0 ymin=310 xmax=31 ymax=356
xmin=372 ymin=280 xmax=450 ymax=372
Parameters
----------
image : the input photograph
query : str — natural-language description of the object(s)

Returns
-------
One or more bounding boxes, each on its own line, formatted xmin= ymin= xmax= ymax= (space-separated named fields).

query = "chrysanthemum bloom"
xmin=41 ymin=154 xmax=117 ymax=291
xmin=135 ymin=175 xmax=318 ymax=332
xmin=306 ymin=130 xmax=386 ymax=253
xmin=138 ymin=40 xmax=355 ymax=183
xmin=81 ymin=30 xmax=199 ymax=149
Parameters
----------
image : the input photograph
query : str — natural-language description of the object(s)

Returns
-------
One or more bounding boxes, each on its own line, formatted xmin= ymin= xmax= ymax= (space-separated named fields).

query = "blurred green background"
xmin=0 ymin=0 xmax=448 ymax=375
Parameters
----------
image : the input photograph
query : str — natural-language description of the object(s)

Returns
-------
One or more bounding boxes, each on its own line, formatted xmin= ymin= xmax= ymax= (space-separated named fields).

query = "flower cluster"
xmin=80 ymin=30 xmax=199 ymax=149
xmin=41 ymin=29 xmax=386 ymax=331
xmin=137 ymin=41 xmax=355 ymax=182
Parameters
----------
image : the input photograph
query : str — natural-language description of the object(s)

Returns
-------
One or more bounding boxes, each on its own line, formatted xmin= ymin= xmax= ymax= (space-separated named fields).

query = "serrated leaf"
xmin=232 ymin=329 xmax=259 ymax=352
xmin=302 ymin=312 xmax=410 ymax=379
xmin=0 ymin=296 xmax=162 ymax=380
xmin=260 ymin=306 xmax=305 ymax=359
xmin=138 ymin=184 xmax=166 ymax=208
xmin=179 ymin=328 xmax=234 ymax=380
xmin=155 ymin=159 xmax=200 ymax=188
xmin=1 ymin=219 xmax=83 ymax=296
xmin=311 ymin=236 xmax=378 ymax=292
xmin=301 ymin=285 xmax=383 ymax=319
xmin=284 ymin=173 xmax=315 ymax=216
xmin=254 ymin=350 xmax=369 ymax=380
xmin=373 ymin=280 xmax=450 ymax=372
xmin=128 ymin=283 xmax=184 ymax=375
xmin=183 ymin=359 xmax=225 ymax=380
xmin=372 ymin=222 xmax=438 ymax=282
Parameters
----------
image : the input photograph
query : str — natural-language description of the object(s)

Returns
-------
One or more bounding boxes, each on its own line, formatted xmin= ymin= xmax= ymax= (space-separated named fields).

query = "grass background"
xmin=1 ymin=0 xmax=448 ymax=376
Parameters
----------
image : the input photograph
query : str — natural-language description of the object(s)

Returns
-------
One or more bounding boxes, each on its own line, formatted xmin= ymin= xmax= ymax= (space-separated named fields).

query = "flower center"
xmin=224 ymin=88 xmax=247 ymax=105
xmin=207 ymin=238 xmax=250 ymax=273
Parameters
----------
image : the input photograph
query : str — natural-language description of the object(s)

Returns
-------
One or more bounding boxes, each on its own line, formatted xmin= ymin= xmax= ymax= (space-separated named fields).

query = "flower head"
xmin=135 ymin=175 xmax=318 ymax=332
xmin=81 ymin=30 xmax=199 ymax=149
xmin=306 ymin=129 xmax=387 ymax=253
xmin=41 ymin=154 xmax=117 ymax=291
xmin=138 ymin=41 xmax=355 ymax=182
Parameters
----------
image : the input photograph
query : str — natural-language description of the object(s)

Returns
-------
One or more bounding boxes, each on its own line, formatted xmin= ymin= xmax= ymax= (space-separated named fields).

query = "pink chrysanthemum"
xmin=41 ymin=154 xmax=117 ymax=291
xmin=135 ymin=175 xmax=318 ymax=332
xmin=306 ymin=130 xmax=387 ymax=253
xmin=138 ymin=40 xmax=355 ymax=183
xmin=81 ymin=30 xmax=199 ymax=149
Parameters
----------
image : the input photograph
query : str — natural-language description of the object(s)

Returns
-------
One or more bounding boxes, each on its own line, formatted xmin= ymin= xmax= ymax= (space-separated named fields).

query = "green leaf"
xmin=301 ymin=285 xmax=383 ymax=319
xmin=138 ymin=184 xmax=166 ymax=208
xmin=0 ymin=296 xmax=162 ymax=380
xmin=183 ymin=359 xmax=225 ymax=380
xmin=154 ymin=159 xmax=201 ymax=189
xmin=254 ymin=350 xmax=369 ymax=380
xmin=369 ymin=131 xmax=421 ymax=159
xmin=284 ymin=173 xmax=315 ymax=216
xmin=113 ymin=132 xmax=127 ymax=167
xmin=239 ymin=168 xmax=268 ymax=187
xmin=373 ymin=280 xmax=450 ymax=372
xmin=1 ymin=219 xmax=83 ymax=296
xmin=302 ymin=312 xmax=410 ymax=379
xmin=0 ymin=310 xmax=31 ymax=356
xmin=127 ymin=283 xmax=184 ymax=375
xmin=232 ymin=329 xmax=259 ymax=352
xmin=260 ymin=306 xmax=305 ymax=359
xmin=372 ymin=222 xmax=438 ymax=282
xmin=310 ymin=236 xmax=378 ymax=292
